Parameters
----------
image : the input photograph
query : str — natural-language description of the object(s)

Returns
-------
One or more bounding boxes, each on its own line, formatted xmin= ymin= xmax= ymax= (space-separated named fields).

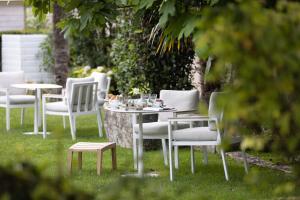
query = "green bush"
xmin=111 ymin=8 xmax=194 ymax=95
xmin=193 ymin=0 xmax=300 ymax=188
xmin=69 ymin=26 xmax=115 ymax=68
xmin=0 ymin=161 xmax=93 ymax=200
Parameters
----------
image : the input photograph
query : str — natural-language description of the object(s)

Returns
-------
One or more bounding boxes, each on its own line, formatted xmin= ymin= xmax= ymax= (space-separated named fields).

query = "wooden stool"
xmin=67 ymin=142 xmax=117 ymax=175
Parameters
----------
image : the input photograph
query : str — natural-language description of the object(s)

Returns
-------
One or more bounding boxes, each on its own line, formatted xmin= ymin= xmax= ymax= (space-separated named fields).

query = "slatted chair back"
xmin=0 ymin=71 xmax=26 ymax=95
xmin=90 ymin=72 xmax=111 ymax=99
xmin=208 ymin=92 xmax=225 ymax=131
xmin=158 ymin=90 xmax=199 ymax=122
xmin=69 ymin=81 xmax=98 ymax=113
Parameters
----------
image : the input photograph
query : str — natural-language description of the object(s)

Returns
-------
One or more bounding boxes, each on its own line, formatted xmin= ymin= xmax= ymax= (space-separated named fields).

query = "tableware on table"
xmin=148 ymin=94 xmax=157 ymax=106
xmin=153 ymin=99 xmax=164 ymax=108
xmin=109 ymin=99 xmax=120 ymax=109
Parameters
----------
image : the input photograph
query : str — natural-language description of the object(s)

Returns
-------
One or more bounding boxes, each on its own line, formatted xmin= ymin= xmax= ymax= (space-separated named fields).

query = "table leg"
xmin=137 ymin=113 xmax=144 ymax=177
xmin=34 ymin=88 xmax=39 ymax=134
xmin=37 ymin=88 xmax=42 ymax=127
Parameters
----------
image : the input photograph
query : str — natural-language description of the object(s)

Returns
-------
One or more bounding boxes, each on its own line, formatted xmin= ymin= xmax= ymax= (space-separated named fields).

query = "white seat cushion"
xmin=0 ymin=95 xmax=35 ymax=105
xmin=173 ymin=127 xmax=218 ymax=141
xmin=46 ymin=101 xmax=68 ymax=112
xmin=133 ymin=122 xmax=189 ymax=136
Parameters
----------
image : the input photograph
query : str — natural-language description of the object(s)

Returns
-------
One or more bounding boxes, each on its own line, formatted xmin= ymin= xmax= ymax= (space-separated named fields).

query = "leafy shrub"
xmin=37 ymin=34 xmax=54 ymax=73
xmin=111 ymin=8 xmax=194 ymax=95
xmin=192 ymin=0 xmax=300 ymax=188
xmin=69 ymin=26 xmax=115 ymax=68
xmin=0 ymin=161 xmax=93 ymax=200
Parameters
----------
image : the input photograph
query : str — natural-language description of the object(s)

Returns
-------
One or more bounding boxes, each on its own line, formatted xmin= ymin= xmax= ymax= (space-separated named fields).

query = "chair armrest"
xmin=43 ymin=94 xmax=65 ymax=99
xmin=168 ymin=116 xmax=217 ymax=123
xmin=173 ymin=109 xmax=197 ymax=115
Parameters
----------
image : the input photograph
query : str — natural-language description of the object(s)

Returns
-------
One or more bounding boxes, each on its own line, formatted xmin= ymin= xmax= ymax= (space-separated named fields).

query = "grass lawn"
xmin=0 ymin=108 xmax=298 ymax=199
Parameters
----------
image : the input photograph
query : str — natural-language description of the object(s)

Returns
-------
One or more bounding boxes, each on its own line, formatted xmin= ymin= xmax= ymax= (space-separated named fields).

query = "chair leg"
xmin=169 ymin=141 xmax=174 ymax=181
xmin=220 ymin=149 xmax=229 ymax=181
xmin=67 ymin=150 xmax=73 ymax=175
xmin=69 ymin=115 xmax=76 ymax=140
xmin=96 ymin=110 xmax=103 ymax=137
xmin=133 ymin=135 xmax=138 ymax=170
xmin=111 ymin=146 xmax=117 ymax=170
xmin=73 ymin=116 xmax=76 ymax=133
xmin=42 ymin=110 xmax=47 ymax=139
xmin=20 ymin=108 xmax=25 ymax=126
xmin=62 ymin=116 xmax=66 ymax=129
xmin=191 ymin=146 xmax=195 ymax=174
xmin=203 ymin=146 xmax=208 ymax=165
xmin=78 ymin=152 xmax=82 ymax=170
xmin=6 ymin=107 xmax=10 ymax=131
xmin=242 ymin=151 xmax=249 ymax=174
xmin=162 ymin=139 xmax=168 ymax=166
xmin=174 ymin=146 xmax=179 ymax=169
xmin=97 ymin=150 xmax=103 ymax=175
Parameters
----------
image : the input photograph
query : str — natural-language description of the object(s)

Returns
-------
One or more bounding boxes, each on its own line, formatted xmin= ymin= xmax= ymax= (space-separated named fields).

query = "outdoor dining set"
xmin=0 ymin=71 xmax=249 ymax=181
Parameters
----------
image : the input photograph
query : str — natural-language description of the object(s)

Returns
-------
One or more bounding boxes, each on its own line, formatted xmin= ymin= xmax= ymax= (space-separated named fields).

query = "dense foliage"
xmin=111 ymin=8 xmax=194 ymax=95
xmin=0 ymin=161 xmax=93 ymax=200
xmin=69 ymin=26 xmax=114 ymax=68
xmin=197 ymin=1 xmax=300 ymax=187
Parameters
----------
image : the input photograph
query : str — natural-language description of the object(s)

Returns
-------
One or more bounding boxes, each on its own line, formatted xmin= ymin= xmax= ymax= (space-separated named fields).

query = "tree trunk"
xmin=192 ymin=56 xmax=222 ymax=104
xmin=192 ymin=56 xmax=208 ymax=102
xmin=53 ymin=3 xmax=69 ymax=87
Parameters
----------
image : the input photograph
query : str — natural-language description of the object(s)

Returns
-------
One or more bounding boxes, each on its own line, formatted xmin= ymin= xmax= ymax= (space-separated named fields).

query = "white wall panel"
xmin=1 ymin=34 xmax=55 ymax=83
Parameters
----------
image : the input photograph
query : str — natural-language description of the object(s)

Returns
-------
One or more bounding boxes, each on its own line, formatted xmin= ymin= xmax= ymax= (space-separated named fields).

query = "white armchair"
xmin=132 ymin=90 xmax=199 ymax=169
xmin=90 ymin=72 xmax=111 ymax=106
xmin=90 ymin=72 xmax=111 ymax=137
xmin=168 ymin=92 xmax=249 ymax=181
xmin=0 ymin=71 xmax=35 ymax=131
xmin=42 ymin=77 xmax=102 ymax=140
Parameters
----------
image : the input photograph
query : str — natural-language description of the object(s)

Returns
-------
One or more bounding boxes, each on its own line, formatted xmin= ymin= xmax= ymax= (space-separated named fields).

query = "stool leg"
xmin=78 ymin=152 xmax=82 ymax=170
xmin=97 ymin=150 xmax=103 ymax=175
xmin=111 ymin=147 xmax=117 ymax=170
xmin=67 ymin=150 xmax=73 ymax=175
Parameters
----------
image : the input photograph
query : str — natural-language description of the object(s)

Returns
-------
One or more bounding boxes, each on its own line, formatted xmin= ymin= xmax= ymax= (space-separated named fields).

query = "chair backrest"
xmin=208 ymin=92 xmax=225 ymax=131
xmin=0 ymin=71 xmax=26 ymax=95
xmin=65 ymin=77 xmax=94 ymax=100
xmin=158 ymin=90 xmax=199 ymax=121
xmin=90 ymin=72 xmax=111 ymax=99
xmin=69 ymin=81 xmax=98 ymax=113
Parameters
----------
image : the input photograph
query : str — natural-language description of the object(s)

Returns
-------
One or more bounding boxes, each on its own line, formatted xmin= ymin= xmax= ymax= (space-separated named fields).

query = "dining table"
xmin=105 ymin=105 xmax=177 ymax=177
xmin=11 ymin=83 xmax=62 ymax=135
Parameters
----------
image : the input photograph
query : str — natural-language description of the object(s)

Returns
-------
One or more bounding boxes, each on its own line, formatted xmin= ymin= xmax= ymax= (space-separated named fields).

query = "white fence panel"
xmin=1 ymin=34 xmax=55 ymax=83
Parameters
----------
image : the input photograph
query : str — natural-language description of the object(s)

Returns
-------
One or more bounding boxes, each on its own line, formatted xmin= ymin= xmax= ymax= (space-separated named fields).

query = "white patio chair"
xmin=90 ymin=72 xmax=111 ymax=106
xmin=0 ymin=71 xmax=36 ymax=131
xmin=42 ymin=77 xmax=102 ymax=140
xmin=132 ymin=90 xmax=199 ymax=169
xmin=90 ymin=72 xmax=111 ymax=136
xmin=168 ymin=92 xmax=249 ymax=181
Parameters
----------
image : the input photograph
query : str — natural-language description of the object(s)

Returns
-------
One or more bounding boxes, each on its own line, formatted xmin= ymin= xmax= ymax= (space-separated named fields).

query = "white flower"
xmin=132 ymin=88 xmax=140 ymax=95
xmin=83 ymin=65 xmax=91 ymax=74
xmin=106 ymin=70 xmax=113 ymax=76
xmin=97 ymin=66 xmax=105 ymax=72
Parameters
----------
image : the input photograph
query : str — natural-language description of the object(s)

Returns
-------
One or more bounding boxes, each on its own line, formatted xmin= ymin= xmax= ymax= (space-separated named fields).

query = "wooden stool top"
xmin=69 ymin=142 xmax=116 ymax=152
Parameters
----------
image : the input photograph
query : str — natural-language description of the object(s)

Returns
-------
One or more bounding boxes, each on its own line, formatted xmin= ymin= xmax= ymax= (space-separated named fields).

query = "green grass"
xmin=0 ymin=108 xmax=298 ymax=199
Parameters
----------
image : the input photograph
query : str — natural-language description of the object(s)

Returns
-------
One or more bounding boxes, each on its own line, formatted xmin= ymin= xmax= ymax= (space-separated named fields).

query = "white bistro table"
xmin=105 ymin=106 xmax=176 ymax=177
xmin=11 ymin=83 xmax=62 ymax=134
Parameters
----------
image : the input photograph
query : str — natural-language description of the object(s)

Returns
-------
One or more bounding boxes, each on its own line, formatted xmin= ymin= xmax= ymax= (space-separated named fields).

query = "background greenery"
xmin=111 ymin=7 xmax=195 ymax=95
